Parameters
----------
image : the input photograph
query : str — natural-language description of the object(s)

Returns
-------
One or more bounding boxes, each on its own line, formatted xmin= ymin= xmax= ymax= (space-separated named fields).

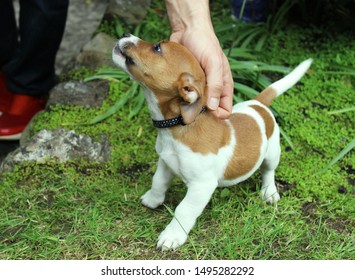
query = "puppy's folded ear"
xmin=177 ymin=73 xmax=205 ymax=125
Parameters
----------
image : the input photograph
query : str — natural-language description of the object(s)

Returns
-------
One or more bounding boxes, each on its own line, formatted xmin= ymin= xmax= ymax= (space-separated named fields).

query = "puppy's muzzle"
xmin=114 ymin=33 xmax=135 ymax=64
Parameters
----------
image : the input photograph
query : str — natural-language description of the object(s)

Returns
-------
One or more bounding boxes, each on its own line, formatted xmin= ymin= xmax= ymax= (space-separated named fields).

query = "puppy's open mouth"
xmin=114 ymin=44 xmax=134 ymax=65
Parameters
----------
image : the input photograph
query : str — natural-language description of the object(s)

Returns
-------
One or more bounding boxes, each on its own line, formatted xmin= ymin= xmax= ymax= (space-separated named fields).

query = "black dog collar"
xmin=152 ymin=106 xmax=207 ymax=128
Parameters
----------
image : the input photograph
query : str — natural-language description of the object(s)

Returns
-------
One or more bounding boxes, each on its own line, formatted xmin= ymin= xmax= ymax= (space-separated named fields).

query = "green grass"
xmin=0 ymin=1 xmax=354 ymax=259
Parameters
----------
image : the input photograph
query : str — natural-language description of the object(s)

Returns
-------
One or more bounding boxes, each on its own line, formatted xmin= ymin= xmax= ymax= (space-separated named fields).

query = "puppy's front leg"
xmin=141 ymin=158 xmax=173 ymax=209
xmin=157 ymin=180 xmax=217 ymax=250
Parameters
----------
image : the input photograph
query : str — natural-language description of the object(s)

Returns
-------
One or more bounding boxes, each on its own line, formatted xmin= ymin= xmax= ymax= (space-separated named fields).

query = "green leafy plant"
xmin=84 ymin=68 xmax=144 ymax=124
xmin=224 ymin=0 xmax=297 ymax=54
xmin=317 ymin=108 xmax=355 ymax=173
xmin=318 ymin=137 xmax=355 ymax=174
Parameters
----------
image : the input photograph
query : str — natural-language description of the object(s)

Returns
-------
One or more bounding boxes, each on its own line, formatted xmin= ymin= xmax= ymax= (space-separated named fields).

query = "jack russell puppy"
xmin=112 ymin=33 xmax=312 ymax=250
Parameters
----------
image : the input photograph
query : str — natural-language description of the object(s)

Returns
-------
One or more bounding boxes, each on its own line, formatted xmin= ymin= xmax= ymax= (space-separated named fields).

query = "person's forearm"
xmin=164 ymin=0 xmax=213 ymax=31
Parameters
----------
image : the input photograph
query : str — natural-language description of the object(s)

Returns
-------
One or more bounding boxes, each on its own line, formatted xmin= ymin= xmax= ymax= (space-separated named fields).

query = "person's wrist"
xmin=165 ymin=0 xmax=212 ymax=31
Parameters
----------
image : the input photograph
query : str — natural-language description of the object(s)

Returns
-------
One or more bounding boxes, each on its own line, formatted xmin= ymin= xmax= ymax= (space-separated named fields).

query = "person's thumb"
xmin=205 ymin=62 xmax=224 ymax=111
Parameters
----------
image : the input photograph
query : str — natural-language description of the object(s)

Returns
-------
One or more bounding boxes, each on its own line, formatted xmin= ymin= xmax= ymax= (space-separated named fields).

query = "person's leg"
xmin=3 ymin=0 xmax=69 ymax=97
xmin=0 ymin=0 xmax=69 ymax=140
xmin=0 ymin=0 xmax=18 ymax=113
xmin=0 ymin=0 xmax=18 ymax=66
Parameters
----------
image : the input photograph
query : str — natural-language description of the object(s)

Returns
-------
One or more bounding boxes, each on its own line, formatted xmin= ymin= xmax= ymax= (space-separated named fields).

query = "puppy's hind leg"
xmin=260 ymin=125 xmax=281 ymax=203
xmin=141 ymin=158 xmax=173 ymax=209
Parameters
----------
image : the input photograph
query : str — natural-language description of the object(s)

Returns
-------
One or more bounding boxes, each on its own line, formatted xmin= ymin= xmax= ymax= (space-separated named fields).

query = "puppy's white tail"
xmin=254 ymin=58 xmax=313 ymax=107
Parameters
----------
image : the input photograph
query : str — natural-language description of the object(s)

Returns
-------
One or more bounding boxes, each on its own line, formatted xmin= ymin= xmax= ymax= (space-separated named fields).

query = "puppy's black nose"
xmin=122 ymin=33 xmax=131 ymax=38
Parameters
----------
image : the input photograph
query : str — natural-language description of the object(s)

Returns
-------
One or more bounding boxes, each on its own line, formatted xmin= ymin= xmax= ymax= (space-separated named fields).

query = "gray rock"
xmin=19 ymin=111 xmax=44 ymax=147
xmin=0 ymin=129 xmax=111 ymax=173
xmin=47 ymin=80 xmax=109 ymax=108
xmin=75 ymin=32 xmax=117 ymax=68
xmin=105 ymin=0 xmax=151 ymax=25
xmin=55 ymin=0 xmax=109 ymax=74
xmin=75 ymin=50 xmax=115 ymax=69
xmin=82 ymin=32 xmax=116 ymax=53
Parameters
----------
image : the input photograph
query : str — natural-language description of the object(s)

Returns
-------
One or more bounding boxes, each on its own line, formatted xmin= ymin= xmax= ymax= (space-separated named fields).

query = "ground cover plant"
xmin=0 ymin=0 xmax=354 ymax=259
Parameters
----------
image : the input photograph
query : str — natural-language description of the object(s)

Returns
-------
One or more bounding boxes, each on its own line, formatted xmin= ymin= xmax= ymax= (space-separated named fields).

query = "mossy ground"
xmin=0 ymin=3 xmax=354 ymax=260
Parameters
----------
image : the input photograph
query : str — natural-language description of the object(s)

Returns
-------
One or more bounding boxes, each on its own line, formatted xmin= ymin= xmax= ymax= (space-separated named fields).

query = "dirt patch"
xmin=119 ymin=163 xmax=151 ymax=178
xmin=301 ymin=202 xmax=354 ymax=234
xmin=325 ymin=218 xmax=354 ymax=234
xmin=338 ymin=186 xmax=348 ymax=194
xmin=345 ymin=165 xmax=355 ymax=186
xmin=39 ymin=189 xmax=56 ymax=208
xmin=276 ymin=179 xmax=296 ymax=195
xmin=301 ymin=202 xmax=318 ymax=218
xmin=338 ymin=165 xmax=355 ymax=195
xmin=71 ymin=162 xmax=111 ymax=176
xmin=0 ymin=225 xmax=26 ymax=246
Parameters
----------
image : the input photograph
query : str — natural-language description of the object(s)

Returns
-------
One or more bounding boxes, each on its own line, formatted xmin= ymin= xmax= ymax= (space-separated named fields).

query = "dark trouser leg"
xmin=0 ymin=0 xmax=18 ymax=65
xmin=2 ymin=0 xmax=69 ymax=97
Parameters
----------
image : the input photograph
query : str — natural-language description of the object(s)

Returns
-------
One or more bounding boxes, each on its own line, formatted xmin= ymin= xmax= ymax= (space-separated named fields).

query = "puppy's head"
xmin=112 ymin=34 xmax=206 ymax=124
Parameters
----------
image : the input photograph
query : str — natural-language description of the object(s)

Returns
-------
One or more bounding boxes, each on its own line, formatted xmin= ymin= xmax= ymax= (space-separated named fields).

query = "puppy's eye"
xmin=153 ymin=43 xmax=162 ymax=53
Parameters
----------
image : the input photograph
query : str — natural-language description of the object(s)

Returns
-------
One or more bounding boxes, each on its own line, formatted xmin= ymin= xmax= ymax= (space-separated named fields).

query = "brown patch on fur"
xmin=253 ymin=87 xmax=277 ymax=107
xmin=224 ymin=113 xmax=262 ymax=180
xmin=171 ymin=112 xmax=230 ymax=154
xmin=250 ymin=105 xmax=275 ymax=139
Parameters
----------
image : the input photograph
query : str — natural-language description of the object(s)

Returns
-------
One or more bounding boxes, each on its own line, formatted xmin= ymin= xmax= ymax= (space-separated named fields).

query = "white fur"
xmin=144 ymin=88 xmax=164 ymax=120
xmin=112 ymin=35 xmax=140 ymax=73
xmin=271 ymin=58 xmax=313 ymax=96
xmin=112 ymin=36 xmax=311 ymax=250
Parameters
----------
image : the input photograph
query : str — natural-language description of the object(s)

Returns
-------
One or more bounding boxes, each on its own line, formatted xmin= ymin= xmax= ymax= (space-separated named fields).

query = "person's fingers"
xmin=208 ymin=53 xmax=233 ymax=119
xmin=204 ymin=51 xmax=224 ymax=110
xmin=221 ymin=53 xmax=234 ymax=113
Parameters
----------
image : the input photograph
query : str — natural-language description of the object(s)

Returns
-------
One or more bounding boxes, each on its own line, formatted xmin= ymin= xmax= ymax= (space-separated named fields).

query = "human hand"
xmin=170 ymin=28 xmax=233 ymax=119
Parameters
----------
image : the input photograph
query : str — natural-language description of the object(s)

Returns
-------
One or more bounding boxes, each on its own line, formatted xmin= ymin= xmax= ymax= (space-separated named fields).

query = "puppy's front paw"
xmin=261 ymin=187 xmax=280 ymax=204
xmin=141 ymin=190 xmax=165 ymax=209
xmin=157 ymin=226 xmax=188 ymax=251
